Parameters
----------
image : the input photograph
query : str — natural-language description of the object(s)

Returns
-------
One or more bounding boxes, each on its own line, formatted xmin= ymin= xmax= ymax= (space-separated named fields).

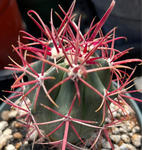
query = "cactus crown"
xmin=1 ymin=0 xmax=142 ymax=149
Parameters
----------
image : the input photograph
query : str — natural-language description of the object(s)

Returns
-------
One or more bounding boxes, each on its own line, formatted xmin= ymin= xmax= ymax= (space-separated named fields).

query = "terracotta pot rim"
xmin=0 ymin=0 xmax=11 ymax=15
xmin=17 ymin=0 xmax=56 ymax=6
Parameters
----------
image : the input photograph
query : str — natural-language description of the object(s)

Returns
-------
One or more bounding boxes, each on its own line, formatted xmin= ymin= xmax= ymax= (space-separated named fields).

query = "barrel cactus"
xmin=2 ymin=0 xmax=142 ymax=149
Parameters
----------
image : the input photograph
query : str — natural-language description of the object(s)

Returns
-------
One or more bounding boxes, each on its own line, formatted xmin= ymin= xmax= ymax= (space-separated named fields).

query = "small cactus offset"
xmin=1 ymin=0 xmax=142 ymax=149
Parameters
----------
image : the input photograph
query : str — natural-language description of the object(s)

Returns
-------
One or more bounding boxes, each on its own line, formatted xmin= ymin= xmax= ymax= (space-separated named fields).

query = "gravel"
xmin=0 ymin=100 xmax=141 ymax=150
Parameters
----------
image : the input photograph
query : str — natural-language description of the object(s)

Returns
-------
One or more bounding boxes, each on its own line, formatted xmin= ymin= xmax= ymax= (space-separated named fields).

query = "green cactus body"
xmin=25 ymin=56 xmax=116 ymax=143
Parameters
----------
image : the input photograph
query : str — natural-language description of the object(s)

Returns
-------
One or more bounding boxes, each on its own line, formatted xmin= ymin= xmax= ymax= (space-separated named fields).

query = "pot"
xmin=0 ymin=87 xmax=142 ymax=132
xmin=0 ymin=0 xmax=28 ymax=70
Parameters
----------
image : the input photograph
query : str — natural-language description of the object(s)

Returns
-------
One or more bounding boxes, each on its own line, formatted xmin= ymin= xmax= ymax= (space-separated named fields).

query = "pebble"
xmin=17 ymin=105 xmax=28 ymax=116
xmin=126 ymin=132 xmax=133 ymax=137
xmin=122 ymin=121 xmax=135 ymax=132
xmin=15 ymin=142 xmax=22 ymax=149
xmin=121 ymin=134 xmax=130 ymax=143
xmin=110 ymin=102 xmax=119 ymax=109
xmin=0 ymin=135 xmax=13 ymax=150
xmin=1 ymin=111 xmax=10 ymax=121
xmin=131 ymin=134 xmax=142 ymax=147
xmin=14 ymin=98 xmax=20 ymax=105
xmin=114 ymin=148 xmax=120 ymax=150
xmin=26 ymin=129 xmax=38 ymax=141
xmin=110 ymin=135 xmax=121 ymax=144
xmin=22 ymin=141 xmax=28 ymax=146
xmin=11 ymin=121 xmax=17 ymax=128
xmin=119 ymin=127 xmax=127 ymax=133
xmin=3 ymin=134 xmax=13 ymax=140
xmin=20 ymin=98 xmax=30 ymax=107
xmin=0 ymin=137 xmax=7 ymax=150
xmin=132 ymin=126 xmax=140 ymax=134
xmin=14 ymin=122 xmax=23 ymax=128
xmin=118 ymin=140 xmax=124 ymax=146
xmin=9 ymin=110 xmax=17 ymax=119
xmin=2 ymin=128 xmax=12 ymax=136
xmin=105 ymin=117 xmax=111 ymax=123
xmin=117 ymin=108 xmax=122 ymax=114
xmin=4 ymin=144 xmax=16 ymax=150
xmin=114 ymin=144 xmax=120 ymax=148
xmin=0 ymin=121 xmax=8 ymax=131
xmin=116 ymin=113 xmax=121 ymax=119
xmin=0 ymin=130 xmax=2 ymax=136
xmin=111 ymin=127 xmax=120 ymax=134
xmin=1 ymin=108 xmax=17 ymax=121
xmin=122 ymin=105 xmax=134 ymax=116
xmin=102 ymin=141 xmax=111 ymax=149
xmin=13 ymin=132 xmax=22 ymax=139
xmin=112 ymin=111 xmax=118 ymax=118
xmin=119 ymin=143 xmax=136 ymax=150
